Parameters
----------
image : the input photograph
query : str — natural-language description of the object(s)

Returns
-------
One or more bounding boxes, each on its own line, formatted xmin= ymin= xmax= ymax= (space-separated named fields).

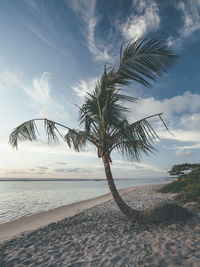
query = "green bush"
xmin=158 ymin=169 xmax=200 ymax=202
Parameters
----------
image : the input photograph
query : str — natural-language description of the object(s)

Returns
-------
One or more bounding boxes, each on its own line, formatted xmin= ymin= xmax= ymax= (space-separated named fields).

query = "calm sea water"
xmin=0 ymin=178 xmax=164 ymax=223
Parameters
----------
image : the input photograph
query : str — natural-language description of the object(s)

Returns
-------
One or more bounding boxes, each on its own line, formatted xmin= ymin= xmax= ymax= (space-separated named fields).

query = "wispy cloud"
xmin=24 ymin=72 xmax=52 ymax=105
xmin=0 ymin=69 xmax=22 ymax=93
xmin=72 ymin=76 xmax=98 ymax=99
xmin=26 ymin=24 xmax=57 ymax=50
xmin=67 ymin=0 xmax=111 ymax=61
xmin=54 ymin=168 xmax=89 ymax=173
xmin=23 ymin=72 xmax=69 ymax=122
xmin=0 ymin=61 xmax=69 ymax=123
xmin=37 ymin=166 xmax=49 ymax=170
xmin=167 ymin=0 xmax=200 ymax=48
xmin=25 ymin=24 xmax=68 ymax=58
xmin=120 ymin=0 xmax=160 ymax=40
xmin=178 ymin=0 xmax=200 ymax=38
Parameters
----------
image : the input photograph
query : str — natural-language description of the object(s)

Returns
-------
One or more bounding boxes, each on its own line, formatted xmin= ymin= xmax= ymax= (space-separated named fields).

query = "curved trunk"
xmin=102 ymin=156 xmax=193 ymax=223
xmin=102 ymin=156 xmax=140 ymax=222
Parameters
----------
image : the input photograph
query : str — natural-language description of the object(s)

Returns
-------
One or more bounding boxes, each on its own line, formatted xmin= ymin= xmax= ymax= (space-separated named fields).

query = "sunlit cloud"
xmin=130 ymin=91 xmax=200 ymax=121
xmin=121 ymin=0 xmax=160 ymax=40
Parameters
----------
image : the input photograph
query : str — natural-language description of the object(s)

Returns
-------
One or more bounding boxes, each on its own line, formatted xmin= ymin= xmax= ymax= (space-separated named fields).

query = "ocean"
xmin=0 ymin=178 xmax=165 ymax=223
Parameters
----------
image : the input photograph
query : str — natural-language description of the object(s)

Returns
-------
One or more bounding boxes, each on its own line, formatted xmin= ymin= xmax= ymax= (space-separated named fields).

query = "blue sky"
xmin=0 ymin=0 xmax=200 ymax=179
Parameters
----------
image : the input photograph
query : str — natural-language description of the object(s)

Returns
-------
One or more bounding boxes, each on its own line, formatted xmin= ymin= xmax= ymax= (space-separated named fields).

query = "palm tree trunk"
xmin=102 ymin=156 xmax=140 ymax=222
xmin=102 ymin=156 xmax=193 ymax=223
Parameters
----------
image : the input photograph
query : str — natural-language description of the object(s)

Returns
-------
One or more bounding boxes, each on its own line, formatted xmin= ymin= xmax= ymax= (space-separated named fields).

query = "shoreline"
xmin=0 ymin=183 xmax=199 ymax=266
xmin=0 ymin=184 xmax=141 ymax=243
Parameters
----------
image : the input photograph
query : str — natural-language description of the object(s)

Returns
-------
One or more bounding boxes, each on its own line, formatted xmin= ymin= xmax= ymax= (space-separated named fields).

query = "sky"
xmin=0 ymin=0 xmax=200 ymax=179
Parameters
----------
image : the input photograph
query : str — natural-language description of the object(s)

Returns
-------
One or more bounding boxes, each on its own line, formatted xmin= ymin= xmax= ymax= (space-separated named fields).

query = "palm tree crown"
xmin=10 ymin=37 xmax=176 ymax=161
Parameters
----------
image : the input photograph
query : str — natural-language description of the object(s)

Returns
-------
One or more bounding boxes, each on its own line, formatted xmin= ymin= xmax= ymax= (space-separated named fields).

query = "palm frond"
xmin=110 ymin=113 xmax=167 ymax=161
xmin=9 ymin=120 xmax=39 ymax=149
xmin=115 ymin=140 xmax=156 ymax=162
xmin=44 ymin=119 xmax=63 ymax=143
xmin=118 ymin=37 xmax=177 ymax=87
xmin=64 ymin=129 xmax=89 ymax=151
xmin=10 ymin=118 xmax=70 ymax=149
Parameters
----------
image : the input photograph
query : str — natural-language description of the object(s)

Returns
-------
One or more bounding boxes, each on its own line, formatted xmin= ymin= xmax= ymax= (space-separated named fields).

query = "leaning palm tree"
xmin=10 ymin=37 xmax=192 ymax=222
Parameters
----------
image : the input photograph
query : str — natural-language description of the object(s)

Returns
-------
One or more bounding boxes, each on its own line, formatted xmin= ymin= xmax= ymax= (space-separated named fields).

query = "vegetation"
xmin=9 ymin=37 xmax=192 ymax=222
xmin=159 ymin=167 xmax=200 ymax=202
xmin=168 ymin=163 xmax=200 ymax=178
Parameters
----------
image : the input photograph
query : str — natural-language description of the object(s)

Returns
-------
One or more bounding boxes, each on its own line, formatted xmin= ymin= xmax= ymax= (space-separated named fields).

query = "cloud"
xmin=175 ymin=149 xmax=194 ymax=157
xmin=177 ymin=0 xmax=200 ymax=38
xmin=180 ymin=113 xmax=200 ymax=131
xmin=168 ymin=0 xmax=200 ymax=48
xmin=125 ymin=91 xmax=200 ymax=145
xmin=173 ymin=144 xmax=200 ymax=150
xmin=130 ymin=91 xmax=200 ymax=120
xmin=26 ymin=24 xmax=57 ymax=50
xmin=24 ymin=72 xmax=52 ymax=105
xmin=67 ymin=0 xmax=111 ymax=61
xmin=114 ymin=159 xmax=165 ymax=173
xmin=121 ymin=0 xmax=160 ymax=40
xmin=23 ymin=72 xmax=69 ymax=122
xmin=0 ymin=70 xmax=22 ymax=93
xmin=37 ymin=166 xmax=49 ymax=170
xmin=23 ymin=142 xmax=97 ymax=158
xmin=159 ymin=129 xmax=200 ymax=143
xmin=54 ymin=168 xmax=89 ymax=173
xmin=0 ymin=60 xmax=69 ymax=124
xmin=38 ymin=107 xmax=69 ymax=122
xmin=72 ymin=77 xmax=98 ymax=99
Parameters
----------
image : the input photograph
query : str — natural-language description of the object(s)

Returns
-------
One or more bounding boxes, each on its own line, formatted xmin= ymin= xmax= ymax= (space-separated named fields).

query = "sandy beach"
xmin=0 ymin=184 xmax=199 ymax=266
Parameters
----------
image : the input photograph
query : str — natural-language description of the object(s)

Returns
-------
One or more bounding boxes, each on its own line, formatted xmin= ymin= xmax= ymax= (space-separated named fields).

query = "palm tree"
xmin=9 ymin=37 xmax=192 ymax=222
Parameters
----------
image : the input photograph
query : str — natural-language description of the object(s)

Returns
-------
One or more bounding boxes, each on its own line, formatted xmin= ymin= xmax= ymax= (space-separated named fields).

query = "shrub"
xmin=159 ymin=169 xmax=200 ymax=202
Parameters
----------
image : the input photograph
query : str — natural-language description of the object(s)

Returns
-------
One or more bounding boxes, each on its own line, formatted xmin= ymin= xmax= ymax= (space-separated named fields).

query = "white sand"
xmin=0 ymin=187 xmax=134 ymax=243
xmin=0 ymin=184 xmax=199 ymax=266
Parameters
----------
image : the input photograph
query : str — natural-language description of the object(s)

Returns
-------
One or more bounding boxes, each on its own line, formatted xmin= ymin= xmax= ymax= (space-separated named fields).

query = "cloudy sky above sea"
xmin=0 ymin=0 xmax=200 ymax=179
